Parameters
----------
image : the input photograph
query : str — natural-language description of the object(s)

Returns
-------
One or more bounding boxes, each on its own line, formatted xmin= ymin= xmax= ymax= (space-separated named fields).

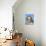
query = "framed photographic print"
xmin=25 ymin=14 xmax=34 ymax=25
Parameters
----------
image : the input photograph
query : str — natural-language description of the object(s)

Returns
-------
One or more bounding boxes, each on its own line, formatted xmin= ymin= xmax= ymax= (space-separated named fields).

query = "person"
xmin=25 ymin=40 xmax=35 ymax=46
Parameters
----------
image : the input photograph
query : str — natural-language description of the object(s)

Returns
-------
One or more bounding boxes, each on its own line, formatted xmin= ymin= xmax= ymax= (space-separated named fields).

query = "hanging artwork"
xmin=25 ymin=14 xmax=34 ymax=25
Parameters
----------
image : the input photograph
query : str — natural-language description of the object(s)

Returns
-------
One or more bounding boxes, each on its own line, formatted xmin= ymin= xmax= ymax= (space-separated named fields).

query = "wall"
xmin=0 ymin=0 xmax=16 ymax=30
xmin=41 ymin=0 xmax=46 ymax=46
xmin=13 ymin=0 xmax=41 ymax=46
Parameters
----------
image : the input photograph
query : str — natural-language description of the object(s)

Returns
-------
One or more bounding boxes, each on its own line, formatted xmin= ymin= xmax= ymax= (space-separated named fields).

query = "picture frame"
xmin=25 ymin=14 xmax=34 ymax=25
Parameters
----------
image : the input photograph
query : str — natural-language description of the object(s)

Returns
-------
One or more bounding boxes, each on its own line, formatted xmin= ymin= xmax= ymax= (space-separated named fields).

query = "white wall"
xmin=13 ymin=0 xmax=41 ymax=46
xmin=0 ymin=0 xmax=16 ymax=30
xmin=41 ymin=0 xmax=46 ymax=46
